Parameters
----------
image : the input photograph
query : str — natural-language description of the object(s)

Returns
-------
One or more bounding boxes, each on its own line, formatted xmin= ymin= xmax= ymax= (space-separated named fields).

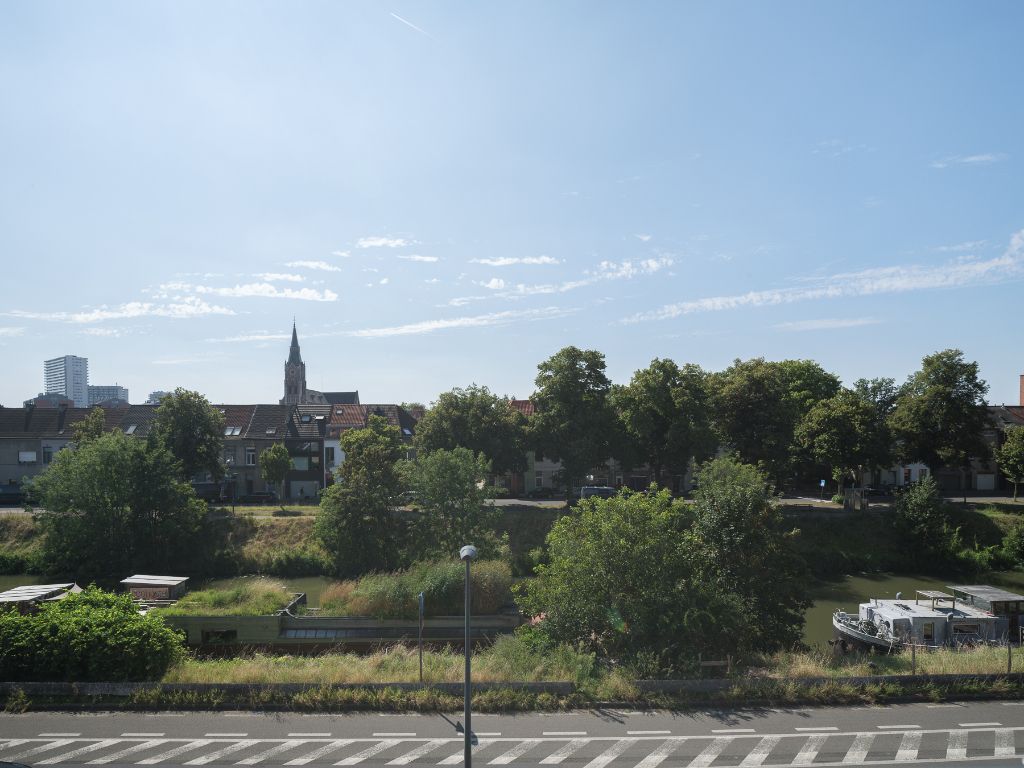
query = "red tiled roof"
xmin=510 ymin=399 xmax=535 ymax=417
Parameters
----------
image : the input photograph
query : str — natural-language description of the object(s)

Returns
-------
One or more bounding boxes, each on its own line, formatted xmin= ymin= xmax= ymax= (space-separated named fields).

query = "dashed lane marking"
xmin=372 ymin=733 xmax=416 ymax=738
xmin=205 ymin=733 xmax=248 ymax=738
xmin=542 ymin=732 xmax=586 ymax=737
xmin=878 ymin=725 xmax=919 ymax=730
xmin=712 ymin=729 xmax=754 ymax=734
xmin=961 ymin=722 xmax=1002 ymax=727
xmin=286 ymin=734 xmax=330 ymax=738
xmin=122 ymin=733 xmax=165 ymax=738
xmin=627 ymin=731 xmax=671 ymax=736
xmin=39 ymin=734 xmax=81 ymax=738
xmin=796 ymin=727 xmax=838 ymax=732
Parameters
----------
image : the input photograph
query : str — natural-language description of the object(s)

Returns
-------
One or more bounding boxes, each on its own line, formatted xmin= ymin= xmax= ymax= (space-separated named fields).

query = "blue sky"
xmin=2 ymin=2 xmax=1023 ymax=407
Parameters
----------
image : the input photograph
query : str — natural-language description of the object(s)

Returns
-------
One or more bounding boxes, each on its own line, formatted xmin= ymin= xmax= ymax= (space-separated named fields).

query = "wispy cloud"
xmin=207 ymin=333 xmax=290 ymax=344
xmin=255 ymin=273 xmax=305 ymax=282
xmin=80 ymin=327 xmax=122 ymax=337
xmin=389 ymin=11 xmax=433 ymax=39
xmin=3 ymin=297 xmax=236 ymax=324
xmin=424 ymin=278 xmax=440 ymax=284
xmin=348 ymin=307 xmax=574 ymax=338
xmin=625 ymin=231 xmax=1024 ymax=324
xmin=399 ymin=254 xmax=439 ymax=262
xmin=480 ymin=278 xmax=506 ymax=290
xmin=931 ymin=153 xmax=1007 ymax=169
xmin=357 ymin=236 xmax=412 ymax=248
xmin=330 ymin=251 xmax=351 ymax=259
xmin=471 ymin=256 xmax=560 ymax=267
xmin=0 ymin=327 xmax=24 ymax=337
xmin=634 ymin=234 xmax=652 ymax=242
xmin=936 ymin=240 xmax=987 ymax=253
xmin=286 ymin=260 xmax=343 ymax=272
xmin=169 ymin=281 xmax=338 ymax=302
xmin=379 ymin=278 xmax=390 ymax=285
xmin=812 ymin=139 xmax=871 ymax=157
xmin=773 ymin=317 xmax=880 ymax=332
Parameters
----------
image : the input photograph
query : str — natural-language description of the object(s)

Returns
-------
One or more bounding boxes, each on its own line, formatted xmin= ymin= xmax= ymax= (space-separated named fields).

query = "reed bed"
xmin=157 ymin=578 xmax=292 ymax=616
xmin=761 ymin=645 xmax=1024 ymax=678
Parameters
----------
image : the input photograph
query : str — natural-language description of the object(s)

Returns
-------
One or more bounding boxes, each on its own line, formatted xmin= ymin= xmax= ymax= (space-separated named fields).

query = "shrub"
xmin=157 ymin=579 xmax=292 ymax=616
xmin=0 ymin=586 xmax=184 ymax=681
xmin=830 ymin=493 xmax=845 ymax=505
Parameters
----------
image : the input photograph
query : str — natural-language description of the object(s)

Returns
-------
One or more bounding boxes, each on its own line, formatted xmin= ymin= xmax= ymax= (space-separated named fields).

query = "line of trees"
xmin=418 ymin=347 xmax=1008 ymax=494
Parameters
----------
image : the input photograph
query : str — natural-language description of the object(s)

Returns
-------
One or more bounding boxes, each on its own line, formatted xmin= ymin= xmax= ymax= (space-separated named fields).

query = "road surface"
xmin=3 ymin=700 xmax=1024 ymax=767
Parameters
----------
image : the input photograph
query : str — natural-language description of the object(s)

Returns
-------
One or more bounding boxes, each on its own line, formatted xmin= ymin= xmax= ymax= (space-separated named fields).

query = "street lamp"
xmin=459 ymin=544 xmax=477 ymax=768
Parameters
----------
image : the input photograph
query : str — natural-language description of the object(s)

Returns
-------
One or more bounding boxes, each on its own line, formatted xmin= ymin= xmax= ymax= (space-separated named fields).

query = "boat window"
xmin=952 ymin=624 xmax=980 ymax=635
xmin=922 ymin=622 xmax=935 ymax=642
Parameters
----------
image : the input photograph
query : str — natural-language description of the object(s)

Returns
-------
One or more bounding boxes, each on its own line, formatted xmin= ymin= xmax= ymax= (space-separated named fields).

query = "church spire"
xmin=288 ymin=320 xmax=302 ymax=365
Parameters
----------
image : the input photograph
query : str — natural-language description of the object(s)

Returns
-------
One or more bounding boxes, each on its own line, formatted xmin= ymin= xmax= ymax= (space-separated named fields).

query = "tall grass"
xmin=157 ymin=578 xmax=293 ymax=616
xmin=761 ymin=645 xmax=1024 ymax=678
xmin=318 ymin=560 xmax=512 ymax=619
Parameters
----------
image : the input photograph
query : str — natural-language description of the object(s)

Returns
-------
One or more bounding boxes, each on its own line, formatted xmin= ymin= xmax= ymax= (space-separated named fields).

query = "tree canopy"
xmin=72 ymin=406 xmax=108 ymax=446
xmin=150 ymin=387 xmax=225 ymax=480
xmin=31 ymin=430 xmax=206 ymax=581
xmin=530 ymin=346 xmax=614 ymax=489
xmin=996 ymin=426 xmax=1024 ymax=501
xmin=414 ymin=384 xmax=527 ymax=474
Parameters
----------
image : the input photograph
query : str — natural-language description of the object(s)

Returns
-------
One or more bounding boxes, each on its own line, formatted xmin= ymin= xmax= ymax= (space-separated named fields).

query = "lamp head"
xmin=459 ymin=545 xmax=478 ymax=562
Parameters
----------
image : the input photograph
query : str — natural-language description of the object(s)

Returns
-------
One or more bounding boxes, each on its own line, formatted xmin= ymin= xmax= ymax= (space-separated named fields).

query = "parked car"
xmin=579 ymin=486 xmax=617 ymax=500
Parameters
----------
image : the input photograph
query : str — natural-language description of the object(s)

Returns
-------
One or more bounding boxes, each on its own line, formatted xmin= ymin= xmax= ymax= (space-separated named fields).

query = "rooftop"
xmin=120 ymin=575 xmax=189 ymax=586
xmin=0 ymin=583 xmax=78 ymax=603
xmin=948 ymin=584 xmax=1024 ymax=603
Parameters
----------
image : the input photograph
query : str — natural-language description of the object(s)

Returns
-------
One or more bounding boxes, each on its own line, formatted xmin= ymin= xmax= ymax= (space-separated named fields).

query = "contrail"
xmin=389 ymin=12 xmax=433 ymax=39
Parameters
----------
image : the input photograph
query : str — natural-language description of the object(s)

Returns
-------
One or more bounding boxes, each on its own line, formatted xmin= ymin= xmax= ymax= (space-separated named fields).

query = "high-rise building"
xmin=43 ymin=355 xmax=89 ymax=407
xmin=88 ymin=385 xmax=129 ymax=405
xmin=146 ymin=390 xmax=171 ymax=405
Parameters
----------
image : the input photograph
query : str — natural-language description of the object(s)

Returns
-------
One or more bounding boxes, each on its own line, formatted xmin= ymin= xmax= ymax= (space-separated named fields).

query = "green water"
xmin=0 ymin=574 xmax=43 ymax=592
xmin=802 ymin=570 xmax=1024 ymax=647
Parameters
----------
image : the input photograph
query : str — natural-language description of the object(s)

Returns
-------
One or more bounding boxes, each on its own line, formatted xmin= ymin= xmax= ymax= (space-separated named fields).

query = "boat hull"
xmin=832 ymin=614 xmax=900 ymax=654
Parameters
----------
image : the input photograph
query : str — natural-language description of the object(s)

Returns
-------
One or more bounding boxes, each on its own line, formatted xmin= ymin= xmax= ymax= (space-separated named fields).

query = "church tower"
xmin=282 ymin=321 xmax=307 ymax=405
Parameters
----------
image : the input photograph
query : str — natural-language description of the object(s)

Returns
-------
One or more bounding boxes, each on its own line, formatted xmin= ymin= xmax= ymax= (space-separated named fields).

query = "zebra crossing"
xmin=1 ymin=726 xmax=1022 ymax=767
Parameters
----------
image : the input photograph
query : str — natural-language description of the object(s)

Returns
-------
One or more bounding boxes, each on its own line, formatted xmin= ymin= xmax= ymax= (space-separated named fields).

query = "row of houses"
xmin=0 ymin=400 xmax=418 ymax=501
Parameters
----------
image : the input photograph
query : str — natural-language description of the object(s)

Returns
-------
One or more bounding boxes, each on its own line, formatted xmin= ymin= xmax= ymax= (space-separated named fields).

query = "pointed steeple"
xmin=288 ymin=320 xmax=302 ymax=365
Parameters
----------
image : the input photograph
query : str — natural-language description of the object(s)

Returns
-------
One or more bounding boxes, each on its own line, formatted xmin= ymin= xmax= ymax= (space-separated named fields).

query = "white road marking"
xmin=373 ymin=733 xmax=416 ymax=738
xmin=37 ymin=740 xmax=121 ymax=764
xmin=540 ymin=739 xmax=589 ymax=764
xmin=387 ymin=740 xmax=446 ymax=765
xmin=488 ymin=739 xmax=540 ymax=765
xmin=336 ymin=739 xmax=400 ymax=765
xmin=688 ymin=737 xmax=732 ymax=768
xmin=960 ymin=721 xmax=1001 ymax=727
xmin=39 ymin=734 xmax=81 ymax=738
xmin=205 ymin=733 xmax=248 ymax=738
xmin=185 ymin=740 xmax=260 ymax=766
xmin=236 ymin=739 xmax=306 ymax=764
xmin=927 ymin=703 xmax=961 ymax=708
xmin=627 ymin=731 xmax=671 ymax=736
xmin=0 ymin=740 xmax=31 ymax=753
xmin=740 ymin=735 xmax=780 ymax=767
xmin=122 ymin=733 xmax=165 ymax=737
xmin=287 ymin=734 xmax=331 ymax=738
xmin=284 ymin=740 xmax=354 ymax=765
xmin=137 ymin=739 xmax=213 ymax=764
xmin=87 ymin=739 xmax=169 ymax=764
xmin=712 ymin=728 xmax=754 ymax=733
xmin=878 ymin=725 xmax=919 ymax=730
xmin=436 ymin=740 xmax=494 ymax=765
xmin=843 ymin=733 xmax=875 ymax=764
xmin=580 ymin=738 xmax=636 ymax=768
xmin=946 ymin=729 xmax=968 ymax=760
xmin=8 ymin=739 xmax=79 ymax=761
xmin=793 ymin=733 xmax=828 ymax=765
xmin=475 ymin=733 xmax=502 ymax=737
xmin=632 ymin=739 xmax=682 ymax=768
xmin=994 ymin=728 xmax=1016 ymax=757
xmin=1003 ymin=701 xmax=1024 ymax=706
xmin=795 ymin=727 xmax=838 ymax=732
xmin=895 ymin=730 xmax=922 ymax=762
xmin=543 ymin=731 xmax=587 ymax=736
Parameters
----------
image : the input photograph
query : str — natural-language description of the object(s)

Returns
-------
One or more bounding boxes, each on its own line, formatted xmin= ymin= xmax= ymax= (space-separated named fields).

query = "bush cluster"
xmin=0 ymin=586 xmax=184 ymax=681
xmin=318 ymin=560 xmax=512 ymax=619
xmin=157 ymin=579 xmax=293 ymax=616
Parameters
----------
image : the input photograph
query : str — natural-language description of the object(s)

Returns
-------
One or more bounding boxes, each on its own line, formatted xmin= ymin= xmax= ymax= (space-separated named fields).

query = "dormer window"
xmin=125 ymin=425 xmax=137 ymax=435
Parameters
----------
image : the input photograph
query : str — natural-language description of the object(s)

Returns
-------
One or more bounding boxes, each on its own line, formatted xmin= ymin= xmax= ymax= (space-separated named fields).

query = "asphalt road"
xmin=3 ymin=701 xmax=1024 ymax=767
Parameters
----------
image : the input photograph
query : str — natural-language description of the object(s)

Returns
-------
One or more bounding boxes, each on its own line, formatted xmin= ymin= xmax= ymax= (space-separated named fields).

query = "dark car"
xmin=0 ymin=483 xmax=25 ymax=506
xmin=579 ymin=485 xmax=617 ymax=500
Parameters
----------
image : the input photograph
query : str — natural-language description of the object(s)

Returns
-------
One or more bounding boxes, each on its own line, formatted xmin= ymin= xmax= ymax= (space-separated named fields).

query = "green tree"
xmin=893 ymin=476 xmax=962 ymax=568
xmin=72 ymin=406 xmax=108 ymax=446
xmin=530 ymin=347 xmax=613 ymax=490
xmin=315 ymin=415 xmax=405 ymax=576
xmin=259 ymin=443 xmax=291 ymax=506
xmin=518 ymin=489 xmax=749 ymax=673
xmin=795 ymin=388 xmax=892 ymax=493
xmin=414 ymin=385 xmax=528 ymax=474
xmin=890 ymin=350 xmax=990 ymax=495
xmin=712 ymin=358 xmax=839 ymax=482
xmin=150 ymin=387 xmax=225 ymax=480
xmin=0 ymin=586 xmax=184 ymax=681
xmin=853 ymin=377 xmax=900 ymax=418
xmin=400 ymin=448 xmax=500 ymax=560
xmin=30 ymin=431 xmax=206 ymax=581
xmin=688 ymin=457 xmax=810 ymax=650
xmin=996 ymin=426 xmax=1024 ymax=502
xmin=611 ymin=359 xmax=716 ymax=486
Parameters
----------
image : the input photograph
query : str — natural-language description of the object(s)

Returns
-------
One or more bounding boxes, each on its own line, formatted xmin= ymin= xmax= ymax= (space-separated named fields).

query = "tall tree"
xmin=530 ymin=347 xmax=613 ymax=490
xmin=315 ymin=415 xmax=405 ymax=576
xmin=400 ymin=447 xmax=500 ymax=561
xmin=890 ymin=349 xmax=990 ymax=488
xmin=259 ymin=443 xmax=291 ymax=506
xmin=611 ymin=359 xmax=716 ymax=485
xmin=72 ymin=406 xmax=107 ymax=446
xmin=31 ymin=431 xmax=206 ymax=581
xmin=996 ymin=426 xmax=1024 ymax=501
xmin=711 ymin=358 xmax=839 ymax=482
xmin=150 ymin=388 xmax=225 ymax=481
xmin=853 ymin=377 xmax=901 ymax=418
xmin=414 ymin=385 xmax=527 ymax=474
xmin=795 ymin=388 xmax=892 ymax=492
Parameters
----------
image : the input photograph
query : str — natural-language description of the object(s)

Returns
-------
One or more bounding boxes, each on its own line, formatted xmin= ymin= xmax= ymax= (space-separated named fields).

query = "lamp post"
xmin=459 ymin=544 xmax=477 ymax=768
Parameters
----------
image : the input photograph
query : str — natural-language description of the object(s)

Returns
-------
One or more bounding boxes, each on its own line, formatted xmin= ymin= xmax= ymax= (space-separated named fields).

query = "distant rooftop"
xmin=120 ymin=575 xmax=189 ymax=587
xmin=0 ymin=583 xmax=78 ymax=603
xmin=949 ymin=585 xmax=1024 ymax=603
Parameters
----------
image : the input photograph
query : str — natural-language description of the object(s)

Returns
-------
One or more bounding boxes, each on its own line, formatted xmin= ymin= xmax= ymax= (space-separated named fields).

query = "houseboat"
xmin=832 ymin=584 xmax=1024 ymax=653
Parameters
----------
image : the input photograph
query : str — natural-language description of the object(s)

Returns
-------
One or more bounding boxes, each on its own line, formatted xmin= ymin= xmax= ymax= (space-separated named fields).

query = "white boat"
xmin=831 ymin=585 xmax=1024 ymax=653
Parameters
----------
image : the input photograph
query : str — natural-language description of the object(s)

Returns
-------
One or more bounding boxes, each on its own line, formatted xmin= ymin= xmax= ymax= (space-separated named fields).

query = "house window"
xmin=922 ymin=622 xmax=935 ymax=642
xmin=223 ymin=448 xmax=235 ymax=466
xmin=535 ymin=471 xmax=544 ymax=488
xmin=245 ymin=447 xmax=256 ymax=466
xmin=42 ymin=447 xmax=54 ymax=465
xmin=292 ymin=456 xmax=310 ymax=471
xmin=325 ymin=447 xmax=335 ymax=465
xmin=18 ymin=451 xmax=37 ymax=464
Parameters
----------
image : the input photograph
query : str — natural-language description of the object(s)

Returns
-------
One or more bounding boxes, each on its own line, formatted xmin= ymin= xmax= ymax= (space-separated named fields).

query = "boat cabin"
xmin=0 ymin=583 xmax=82 ymax=614
xmin=858 ymin=589 xmax=1001 ymax=646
